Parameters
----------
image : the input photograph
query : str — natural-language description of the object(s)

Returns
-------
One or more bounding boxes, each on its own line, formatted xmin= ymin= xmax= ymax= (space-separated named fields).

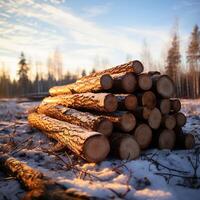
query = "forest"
xmin=0 ymin=24 xmax=200 ymax=99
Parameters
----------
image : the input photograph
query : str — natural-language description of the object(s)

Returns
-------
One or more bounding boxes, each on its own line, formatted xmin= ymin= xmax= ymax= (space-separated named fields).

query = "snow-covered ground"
xmin=0 ymin=99 xmax=200 ymax=200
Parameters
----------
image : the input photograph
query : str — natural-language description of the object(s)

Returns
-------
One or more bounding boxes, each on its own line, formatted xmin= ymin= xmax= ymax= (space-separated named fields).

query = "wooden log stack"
xmin=28 ymin=60 xmax=195 ymax=163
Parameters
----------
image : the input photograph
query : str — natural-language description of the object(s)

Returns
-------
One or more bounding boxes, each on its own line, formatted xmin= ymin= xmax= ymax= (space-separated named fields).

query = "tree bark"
xmin=175 ymin=112 xmax=187 ymax=127
xmin=109 ymin=133 xmax=140 ymax=160
xmin=101 ymin=111 xmax=136 ymax=132
xmin=0 ymin=154 xmax=101 ymax=200
xmin=148 ymin=107 xmax=162 ymax=129
xmin=42 ymin=93 xmax=118 ymax=113
xmin=79 ymin=60 xmax=144 ymax=81
xmin=161 ymin=115 xmax=176 ymax=130
xmin=49 ymin=74 xmax=113 ymax=96
xmin=116 ymin=94 xmax=138 ymax=111
xmin=157 ymin=99 xmax=171 ymax=114
xmin=137 ymin=91 xmax=157 ymax=109
xmin=151 ymin=75 xmax=175 ymax=98
xmin=170 ymin=98 xmax=181 ymax=112
xmin=133 ymin=123 xmax=152 ymax=149
xmin=137 ymin=73 xmax=152 ymax=90
xmin=112 ymin=72 xmax=137 ymax=93
xmin=37 ymin=104 xmax=113 ymax=136
xmin=28 ymin=113 xmax=110 ymax=163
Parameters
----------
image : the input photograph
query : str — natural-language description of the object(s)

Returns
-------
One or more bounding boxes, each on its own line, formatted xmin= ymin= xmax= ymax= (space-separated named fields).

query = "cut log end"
xmin=97 ymin=119 xmax=113 ymax=136
xmin=84 ymin=135 xmax=110 ymax=163
xmin=160 ymin=99 xmax=171 ymax=114
xmin=138 ymin=73 xmax=152 ymax=90
xmin=120 ymin=113 xmax=136 ymax=132
xmin=156 ymin=75 xmax=175 ymax=98
xmin=122 ymin=73 xmax=137 ymax=93
xmin=164 ymin=115 xmax=176 ymax=130
xmin=124 ymin=95 xmax=138 ymax=111
xmin=185 ymin=134 xmax=195 ymax=149
xmin=100 ymin=74 xmax=113 ymax=90
xmin=142 ymin=91 xmax=156 ymax=109
xmin=176 ymin=112 xmax=186 ymax=127
xmin=132 ymin=60 xmax=144 ymax=74
xmin=171 ymin=99 xmax=181 ymax=112
xmin=104 ymin=94 xmax=118 ymax=112
xmin=143 ymin=107 xmax=152 ymax=120
xmin=119 ymin=136 xmax=140 ymax=160
xmin=148 ymin=108 xmax=162 ymax=129
xmin=134 ymin=124 xmax=152 ymax=149
xmin=159 ymin=129 xmax=175 ymax=149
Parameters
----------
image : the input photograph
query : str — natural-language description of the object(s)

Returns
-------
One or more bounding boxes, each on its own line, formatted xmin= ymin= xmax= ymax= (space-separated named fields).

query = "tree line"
xmin=0 ymin=24 xmax=200 ymax=98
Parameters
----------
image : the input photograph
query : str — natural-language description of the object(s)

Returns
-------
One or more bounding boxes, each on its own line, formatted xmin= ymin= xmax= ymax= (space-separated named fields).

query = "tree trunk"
xmin=101 ymin=111 xmax=136 ymax=132
xmin=161 ymin=115 xmax=176 ymax=130
xmin=28 ymin=113 xmax=110 ymax=163
xmin=49 ymin=74 xmax=113 ymax=96
xmin=137 ymin=73 xmax=152 ymax=90
xmin=116 ymin=94 xmax=138 ymax=111
xmin=148 ymin=108 xmax=162 ymax=129
xmin=37 ymin=104 xmax=113 ymax=136
xmin=0 ymin=154 xmax=101 ymax=200
xmin=137 ymin=91 xmax=157 ymax=109
xmin=157 ymin=99 xmax=171 ymax=114
xmin=109 ymin=133 xmax=140 ymax=160
xmin=170 ymin=98 xmax=181 ymax=112
xmin=79 ymin=60 xmax=144 ymax=81
xmin=151 ymin=75 xmax=175 ymax=98
xmin=42 ymin=93 xmax=118 ymax=113
xmin=133 ymin=123 xmax=152 ymax=149
xmin=112 ymin=72 xmax=137 ymax=93
xmin=175 ymin=112 xmax=186 ymax=127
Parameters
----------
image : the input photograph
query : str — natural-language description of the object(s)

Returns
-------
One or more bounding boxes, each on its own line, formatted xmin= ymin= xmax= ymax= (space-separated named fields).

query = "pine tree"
xmin=18 ymin=52 xmax=29 ymax=95
xmin=187 ymin=25 xmax=200 ymax=98
xmin=166 ymin=33 xmax=181 ymax=96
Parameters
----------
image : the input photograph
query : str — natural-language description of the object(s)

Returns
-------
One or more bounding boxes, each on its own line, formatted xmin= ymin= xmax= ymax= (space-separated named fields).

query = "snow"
xmin=0 ymin=99 xmax=200 ymax=200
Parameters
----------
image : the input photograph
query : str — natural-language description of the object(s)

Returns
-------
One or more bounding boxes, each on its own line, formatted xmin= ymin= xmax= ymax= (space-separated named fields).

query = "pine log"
xmin=110 ymin=133 xmax=140 ymax=160
xmin=0 ymin=154 xmax=100 ymax=200
xmin=157 ymin=99 xmax=171 ymax=114
xmin=148 ymin=108 xmax=162 ymax=129
xmin=28 ymin=113 xmax=110 ymax=162
xmin=133 ymin=123 xmax=152 ymax=149
xmin=170 ymin=98 xmax=181 ymax=112
xmin=148 ymin=71 xmax=161 ymax=76
xmin=112 ymin=72 xmax=137 ymax=93
xmin=158 ymin=129 xmax=176 ymax=149
xmin=101 ymin=112 xmax=136 ymax=132
xmin=134 ymin=106 xmax=152 ymax=120
xmin=151 ymin=75 xmax=175 ymax=98
xmin=49 ymin=74 xmax=113 ymax=96
xmin=175 ymin=127 xmax=195 ymax=149
xmin=137 ymin=91 xmax=157 ymax=109
xmin=116 ymin=94 xmax=138 ymax=111
xmin=138 ymin=73 xmax=152 ymax=90
xmin=175 ymin=112 xmax=187 ymax=127
xmin=42 ymin=93 xmax=118 ymax=113
xmin=161 ymin=115 xmax=176 ymax=130
xmin=37 ymin=104 xmax=113 ymax=136
xmin=79 ymin=60 xmax=144 ymax=81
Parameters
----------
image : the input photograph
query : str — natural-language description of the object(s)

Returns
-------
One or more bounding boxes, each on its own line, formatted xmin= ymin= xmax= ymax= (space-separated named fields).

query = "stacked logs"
xmin=28 ymin=60 xmax=195 ymax=163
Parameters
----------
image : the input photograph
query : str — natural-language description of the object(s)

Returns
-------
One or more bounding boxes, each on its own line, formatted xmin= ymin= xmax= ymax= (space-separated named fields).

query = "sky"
xmin=0 ymin=0 xmax=200 ymax=79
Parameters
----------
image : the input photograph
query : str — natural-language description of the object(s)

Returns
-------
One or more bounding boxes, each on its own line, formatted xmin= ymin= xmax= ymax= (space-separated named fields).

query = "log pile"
xmin=28 ymin=60 xmax=195 ymax=163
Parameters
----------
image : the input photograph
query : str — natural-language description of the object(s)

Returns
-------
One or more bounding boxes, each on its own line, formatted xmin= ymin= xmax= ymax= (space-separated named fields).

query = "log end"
xmin=159 ymin=129 xmax=175 ymax=149
xmin=160 ymin=99 xmax=171 ymax=114
xmin=122 ymin=73 xmax=137 ymax=93
xmin=97 ymin=119 xmax=113 ymax=137
xmin=134 ymin=124 xmax=152 ymax=149
xmin=176 ymin=112 xmax=187 ymax=127
xmin=124 ymin=95 xmax=138 ymax=111
xmin=171 ymin=99 xmax=181 ymax=112
xmin=119 ymin=136 xmax=140 ymax=160
xmin=142 ymin=91 xmax=156 ymax=109
xmin=84 ymin=135 xmax=110 ymax=163
xmin=185 ymin=134 xmax=195 ymax=149
xmin=100 ymin=74 xmax=113 ymax=90
xmin=165 ymin=115 xmax=176 ymax=130
xmin=156 ymin=75 xmax=175 ymax=98
xmin=132 ymin=60 xmax=144 ymax=74
xmin=120 ymin=113 xmax=136 ymax=132
xmin=104 ymin=94 xmax=118 ymax=112
xmin=138 ymin=73 xmax=152 ymax=90
xmin=148 ymin=108 xmax=162 ymax=129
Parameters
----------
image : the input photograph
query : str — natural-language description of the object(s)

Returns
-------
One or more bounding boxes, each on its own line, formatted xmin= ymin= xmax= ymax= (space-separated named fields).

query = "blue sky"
xmin=0 ymin=0 xmax=199 ymax=79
